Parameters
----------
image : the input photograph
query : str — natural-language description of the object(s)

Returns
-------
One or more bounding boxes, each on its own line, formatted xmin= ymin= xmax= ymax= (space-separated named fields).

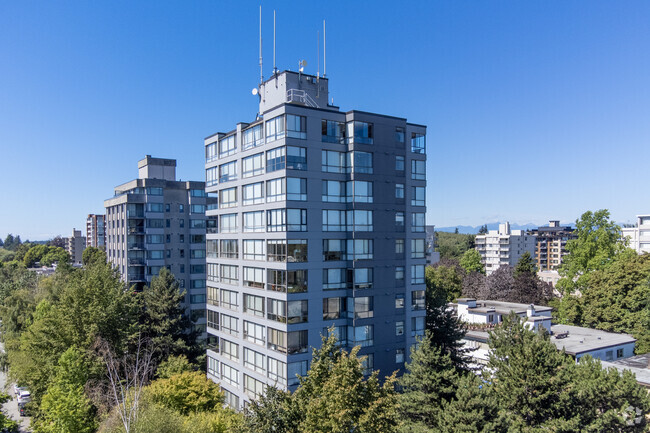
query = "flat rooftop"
xmin=550 ymin=324 xmax=636 ymax=356
xmin=460 ymin=299 xmax=553 ymax=315
xmin=601 ymin=354 xmax=650 ymax=387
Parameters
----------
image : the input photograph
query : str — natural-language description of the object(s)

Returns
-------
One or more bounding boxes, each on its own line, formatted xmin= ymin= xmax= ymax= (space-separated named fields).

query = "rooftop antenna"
xmin=259 ymin=5 xmax=263 ymax=84
xmin=273 ymin=10 xmax=278 ymax=75
xmin=317 ymin=29 xmax=320 ymax=79
xmin=323 ymin=19 xmax=326 ymax=77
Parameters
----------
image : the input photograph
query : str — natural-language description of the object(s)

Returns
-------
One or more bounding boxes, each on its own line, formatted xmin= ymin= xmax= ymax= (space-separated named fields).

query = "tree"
xmin=156 ymin=355 xmax=194 ymax=379
xmin=140 ymin=268 xmax=199 ymax=367
xmin=454 ymin=227 xmax=459 ymax=234
xmin=436 ymin=232 xmax=476 ymax=261
xmin=478 ymin=224 xmax=489 ymax=235
xmin=483 ymin=266 xmax=515 ymax=301
xmin=146 ymin=371 xmax=224 ymax=415
xmin=459 ymin=249 xmax=484 ymax=275
xmin=48 ymin=236 xmax=66 ymax=249
xmin=436 ymin=374 xmax=501 ymax=433
xmin=244 ymin=386 xmax=300 ymax=433
xmin=514 ymin=251 xmax=535 ymax=276
xmin=82 ymin=247 xmax=106 ymax=266
xmin=426 ymin=260 xmax=464 ymax=303
xmin=557 ymin=209 xmax=630 ymax=295
xmin=461 ymin=271 xmax=486 ymax=299
xmin=510 ymin=272 xmax=553 ymax=305
xmin=398 ymin=332 xmax=462 ymax=431
xmin=35 ymin=347 xmax=97 ymax=433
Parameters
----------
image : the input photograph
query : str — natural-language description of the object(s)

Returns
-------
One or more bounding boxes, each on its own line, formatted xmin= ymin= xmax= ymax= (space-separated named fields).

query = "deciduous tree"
xmin=459 ymin=249 xmax=484 ymax=275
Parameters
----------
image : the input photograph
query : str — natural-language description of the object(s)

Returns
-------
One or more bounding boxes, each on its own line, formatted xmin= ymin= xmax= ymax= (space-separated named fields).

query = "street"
xmin=0 ymin=343 xmax=30 ymax=432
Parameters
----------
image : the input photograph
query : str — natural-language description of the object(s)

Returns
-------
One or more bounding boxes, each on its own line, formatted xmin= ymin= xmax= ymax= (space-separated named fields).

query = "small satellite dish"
xmin=252 ymin=88 xmax=258 ymax=96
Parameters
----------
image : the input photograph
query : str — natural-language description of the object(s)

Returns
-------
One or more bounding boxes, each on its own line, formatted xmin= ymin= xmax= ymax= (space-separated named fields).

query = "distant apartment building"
xmin=475 ymin=222 xmax=536 ymax=275
xmin=529 ymin=220 xmax=575 ymax=271
xmin=65 ymin=228 xmax=86 ymax=265
xmin=621 ymin=215 xmax=650 ymax=254
xmin=425 ymin=225 xmax=440 ymax=265
xmin=104 ymin=156 xmax=213 ymax=334
xmin=86 ymin=214 xmax=106 ymax=249
xmin=204 ymin=70 xmax=427 ymax=409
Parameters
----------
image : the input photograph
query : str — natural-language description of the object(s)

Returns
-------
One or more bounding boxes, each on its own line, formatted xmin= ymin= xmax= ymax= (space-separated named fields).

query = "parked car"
xmin=16 ymin=389 xmax=30 ymax=404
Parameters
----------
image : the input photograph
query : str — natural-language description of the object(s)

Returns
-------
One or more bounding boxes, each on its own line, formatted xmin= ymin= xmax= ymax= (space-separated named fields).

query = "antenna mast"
xmin=323 ymin=20 xmax=326 ymax=77
xmin=317 ymin=30 xmax=320 ymax=79
xmin=259 ymin=6 xmax=263 ymax=84
xmin=273 ymin=10 xmax=277 ymax=75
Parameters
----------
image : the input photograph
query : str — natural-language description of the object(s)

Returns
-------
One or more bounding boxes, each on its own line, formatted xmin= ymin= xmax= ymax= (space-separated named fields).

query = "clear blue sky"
xmin=1 ymin=1 xmax=649 ymax=240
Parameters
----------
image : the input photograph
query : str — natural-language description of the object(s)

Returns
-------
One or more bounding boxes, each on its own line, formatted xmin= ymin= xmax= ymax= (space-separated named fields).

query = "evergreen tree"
xmin=436 ymin=374 xmax=501 ymax=433
xmin=514 ymin=251 xmax=535 ymax=276
xmin=244 ymin=386 xmax=300 ymax=433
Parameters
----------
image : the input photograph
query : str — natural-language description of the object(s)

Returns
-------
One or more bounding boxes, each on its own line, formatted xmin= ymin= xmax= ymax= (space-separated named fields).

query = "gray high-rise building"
xmin=204 ymin=71 xmax=427 ymax=408
xmin=104 ymin=156 xmax=213 ymax=334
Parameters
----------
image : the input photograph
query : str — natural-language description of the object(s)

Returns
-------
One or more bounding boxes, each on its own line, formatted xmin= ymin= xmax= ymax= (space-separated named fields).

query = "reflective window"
xmin=267 ymin=147 xmax=286 ymax=172
xmin=287 ymin=146 xmax=307 ymax=170
xmin=287 ymin=178 xmax=307 ymax=201
xmin=351 ymin=151 xmax=373 ymax=174
xmin=219 ymin=187 xmax=237 ymax=209
xmin=219 ymin=213 xmax=238 ymax=233
xmin=286 ymin=114 xmax=307 ymax=139
xmin=242 ymin=153 xmax=264 ymax=178
xmin=411 ymin=186 xmax=425 ymax=206
xmin=411 ymin=239 xmax=426 ymax=258
xmin=412 ymin=213 xmax=425 ymax=232
xmin=265 ymin=115 xmax=285 ymax=142
xmin=242 ymin=182 xmax=264 ymax=205
xmin=347 ymin=121 xmax=373 ymax=144
xmin=348 ymin=325 xmax=374 ymax=347
xmin=396 ymin=183 xmax=405 ymax=199
xmin=243 ymin=211 xmax=265 ymax=232
xmin=322 ymin=150 xmax=347 ymax=173
xmin=206 ymin=141 xmax=218 ymax=163
xmin=395 ymin=127 xmax=405 ymax=144
xmin=411 ymin=133 xmax=425 ymax=154
xmin=412 ymin=160 xmax=426 ymax=180
xmin=243 ymin=240 xmax=264 ymax=261
xmin=322 ymin=119 xmax=345 ymax=143
xmin=243 ymin=123 xmax=264 ymax=150
xmin=219 ymin=135 xmax=236 ymax=157
xmin=266 ymin=178 xmax=285 ymax=202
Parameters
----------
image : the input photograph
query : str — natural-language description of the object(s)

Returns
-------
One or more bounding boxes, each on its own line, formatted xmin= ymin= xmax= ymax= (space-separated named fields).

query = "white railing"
xmin=286 ymin=89 xmax=319 ymax=108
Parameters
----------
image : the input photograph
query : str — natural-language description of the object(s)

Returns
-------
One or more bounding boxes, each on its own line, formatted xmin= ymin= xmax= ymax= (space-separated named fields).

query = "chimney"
xmin=527 ymin=304 xmax=535 ymax=317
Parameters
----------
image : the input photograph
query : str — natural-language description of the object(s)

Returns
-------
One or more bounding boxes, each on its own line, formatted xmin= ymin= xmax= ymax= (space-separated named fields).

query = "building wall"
xmin=205 ymin=71 xmax=427 ymax=408
xmin=65 ymin=229 xmax=86 ymax=265
xmin=475 ymin=222 xmax=536 ymax=275
xmin=622 ymin=215 xmax=650 ymax=254
xmin=86 ymin=214 xmax=106 ymax=248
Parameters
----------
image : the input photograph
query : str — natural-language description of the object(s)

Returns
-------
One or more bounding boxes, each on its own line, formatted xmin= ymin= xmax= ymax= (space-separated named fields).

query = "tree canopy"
xmin=459 ymin=249 xmax=484 ymax=275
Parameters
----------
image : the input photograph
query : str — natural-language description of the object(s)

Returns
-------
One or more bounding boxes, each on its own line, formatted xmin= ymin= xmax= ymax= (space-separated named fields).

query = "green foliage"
xmin=0 ymin=248 xmax=16 ymax=263
xmin=244 ymin=386 xmax=301 ymax=433
xmin=23 ymin=244 xmax=69 ymax=267
xmin=82 ymin=247 xmax=106 ymax=266
xmin=459 ymin=249 xmax=484 ymax=275
xmin=183 ymin=410 xmax=244 ymax=433
xmin=514 ymin=251 xmax=535 ymax=276
xmin=436 ymin=374 xmax=500 ymax=433
xmin=34 ymin=347 xmax=97 ymax=433
xmin=3 ymin=234 xmax=21 ymax=251
xmin=145 ymin=371 xmax=224 ymax=415
xmin=478 ymin=224 xmax=489 ymax=235
xmin=436 ymin=232 xmax=476 ymax=261
xmin=156 ymin=355 xmax=195 ymax=379
xmin=425 ymin=260 xmax=464 ymax=303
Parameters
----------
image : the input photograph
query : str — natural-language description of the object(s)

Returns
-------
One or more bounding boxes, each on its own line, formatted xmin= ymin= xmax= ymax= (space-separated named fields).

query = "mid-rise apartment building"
xmin=205 ymin=70 xmax=427 ymax=408
xmin=622 ymin=215 xmax=650 ymax=254
xmin=65 ymin=228 xmax=86 ymax=265
xmin=104 ymin=156 xmax=213 ymax=334
xmin=529 ymin=220 xmax=575 ymax=271
xmin=86 ymin=214 xmax=106 ymax=249
xmin=475 ymin=222 xmax=536 ymax=275
xmin=425 ymin=225 xmax=440 ymax=265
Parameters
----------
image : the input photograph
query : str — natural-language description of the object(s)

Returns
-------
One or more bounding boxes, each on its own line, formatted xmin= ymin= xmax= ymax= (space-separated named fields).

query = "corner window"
xmin=347 ymin=121 xmax=373 ymax=144
xmin=265 ymin=115 xmax=286 ymax=142
xmin=411 ymin=133 xmax=425 ymax=154
xmin=266 ymin=147 xmax=286 ymax=172
xmin=411 ymin=186 xmax=425 ymax=206
xmin=287 ymin=178 xmax=307 ymax=201
xmin=351 ymin=151 xmax=373 ymax=174
xmin=412 ymin=160 xmax=426 ymax=180
xmin=287 ymin=146 xmax=307 ymax=170
xmin=322 ymin=119 xmax=345 ymax=143
xmin=286 ymin=114 xmax=307 ymax=139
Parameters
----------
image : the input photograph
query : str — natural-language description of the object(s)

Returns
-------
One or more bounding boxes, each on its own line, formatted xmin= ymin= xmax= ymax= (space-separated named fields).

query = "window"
xmin=322 ymin=180 xmax=347 ymax=203
xmin=362 ymin=354 xmax=374 ymax=376
xmin=323 ymin=268 xmax=347 ymax=289
xmin=207 ymin=286 xmax=218 ymax=305
xmin=148 ymin=250 xmax=163 ymax=259
xmin=190 ymin=292 xmax=205 ymax=303
xmin=266 ymin=178 xmax=285 ymax=202
xmin=347 ymin=210 xmax=373 ymax=231
xmin=287 ymin=146 xmax=307 ymax=170
xmin=323 ymin=210 xmax=346 ymax=231
xmin=206 ymin=141 xmax=218 ymax=163
xmin=146 ymin=203 xmax=163 ymax=213
xmin=412 ymin=213 xmax=425 ymax=232
xmin=395 ymin=127 xmax=405 ymax=144
xmin=617 ymin=348 xmax=624 ymax=358
xmin=221 ymin=363 xmax=239 ymax=386
xmin=395 ymin=294 xmax=405 ymax=309
xmin=412 ymin=187 xmax=426 ymax=206
xmin=243 ymin=123 xmax=264 ymax=150
xmin=396 ymin=156 xmax=405 ymax=172
xmin=219 ymin=187 xmax=237 ymax=209
xmin=221 ymin=339 xmax=239 ymax=361
xmin=190 ymin=264 xmax=205 ymax=274
xmin=243 ymin=374 xmax=265 ymax=399
xmin=146 ymin=187 xmax=163 ymax=196
xmin=349 ymin=296 xmax=373 ymax=319
xmin=220 ymin=289 xmax=238 ymax=310
xmin=411 ymin=265 xmax=425 ymax=284
xmin=267 ymin=269 xmax=307 ymax=293
xmin=243 ymin=267 xmax=264 ymax=289
xmin=191 ymin=204 xmax=205 ymax=214
xmin=395 ymin=266 xmax=405 ymax=285
xmin=190 ymin=234 xmax=204 ymax=244
xmin=347 ymin=121 xmax=373 ymax=144
xmin=207 ymin=240 xmax=218 ymax=258
xmin=349 ymin=325 xmax=374 ymax=347
xmin=411 ymin=133 xmax=425 ymax=153
xmin=605 ymin=350 xmax=614 ymax=361
xmin=323 ymin=239 xmax=346 ymax=261
xmin=412 ymin=160 xmax=426 ymax=180
xmin=412 ymin=316 xmax=425 ymax=336
xmin=346 ymin=239 xmax=373 ymax=260
xmin=244 ymin=348 xmax=265 ymax=374
xmin=220 ymin=314 xmax=238 ymax=336
xmin=242 ymin=153 xmax=264 ymax=178
xmin=396 ymin=349 xmax=405 ymax=364
xmin=243 ymin=211 xmax=265 ymax=232
xmin=268 ymin=327 xmax=287 ymax=353
xmin=165 ymin=204 xmax=170 ymax=212
xmin=265 ymin=115 xmax=285 ymax=142
xmin=322 ymin=150 xmax=347 ymax=173
xmin=286 ymin=114 xmax=307 ymax=139
xmin=244 ymin=295 xmax=264 ymax=319
xmin=396 ymin=321 xmax=405 ymax=336
xmin=266 ymin=147 xmax=286 ymax=172
xmin=351 ymin=268 xmax=373 ymax=289
xmin=395 ymin=239 xmax=405 ymax=255
xmin=323 ymin=297 xmax=345 ymax=319
xmin=243 ymin=320 xmax=266 ymax=346
xmin=220 ymin=264 xmax=239 ymax=285
xmin=267 ymin=209 xmax=286 ymax=232
xmin=288 ymin=330 xmax=308 ymax=354
xmin=166 ymin=234 xmax=171 ymax=243
xmin=288 ymin=361 xmax=308 ymax=386
xmin=147 ymin=219 xmax=164 ymax=229
xmin=243 ymin=240 xmax=264 ymax=260
xmin=190 ymin=219 xmax=205 ymax=228
xmin=146 ymin=234 xmax=164 ymax=244
xmin=267 ymin=298 xmax=286 ymax=323
xmin=288 ymin=240 xmax=307 ymax=262
xmin=412 ymin=290 xmax=425 ymax=310
xmin=219 ymin=161 xmax=237 ymax=183
xmin=411 ymin=239 xmax=426 ymax=258
xmin=351 ymin=151 xmax=373 ymax=174
xmin=267 ymin=240 xmax=287 ymax=262
xmin=395 ymin=183 xmax=405 ymax=199
xmin=322 ymin=119 xmax=345 ymax=143
xmin=349 ymin=181 xmax=373 ymax=203
xmin=268 ymin=357 xmax=287 ymax=386
xmin=287 ymin=178 xmax=307 ymax=201
xmin=287 ymin=300 xmax=308 ymax=324
xmin=220 ymin=239 xmax=238 ymax=258
xmin=220 ymin=213 xmax=238 ymax=233
xmin=206 ymin=166 xmax=218 ymax=187
xmin=219 ymin=135 xmax=236 ymax=157
xmin=288 ymin=209 xmax=307 ymax=231
xmin=207 ymin=355 xmax=219 ymax=377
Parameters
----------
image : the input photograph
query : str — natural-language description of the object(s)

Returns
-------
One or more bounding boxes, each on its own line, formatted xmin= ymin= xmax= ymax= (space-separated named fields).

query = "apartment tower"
xmin=86 ymin=214 xmax=106 ymax=249
xmin=475 ymin=222 xmax=536 ymax=275
xmin=104 ymin=156 xmax=213 ymax=334
xmin=204 ymin=71 xmax=427 ymax=408
xmin=529 ymin=220 xmax=575 ymax=271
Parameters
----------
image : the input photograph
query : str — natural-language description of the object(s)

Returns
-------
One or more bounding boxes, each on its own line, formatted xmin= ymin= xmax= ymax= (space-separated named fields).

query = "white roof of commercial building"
xmin=549 ymin=324 xmax=636 ymax=356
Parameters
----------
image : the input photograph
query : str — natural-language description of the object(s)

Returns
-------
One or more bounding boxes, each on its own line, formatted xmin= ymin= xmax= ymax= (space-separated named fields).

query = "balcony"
xmin=128 ymin=258 xmax=145 ymax=266
xmin=127 ymin=227 xmax=145 ymax=235
xmin=128 ymin=243 xmax=145 ymax=250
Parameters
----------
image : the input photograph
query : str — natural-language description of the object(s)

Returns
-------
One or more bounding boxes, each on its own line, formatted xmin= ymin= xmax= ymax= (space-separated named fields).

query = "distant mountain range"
xmin=436 ymin=223 xmax=545 ymax=235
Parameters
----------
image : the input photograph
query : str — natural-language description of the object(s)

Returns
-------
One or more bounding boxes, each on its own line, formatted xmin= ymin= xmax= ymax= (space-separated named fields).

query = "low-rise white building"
xmin=474 ymin=222 xmax=536 ymax=275
xmin=452 ymin=298 xmax=637 ymax=365
xmin=622 ymin=215 xmax=650 ymax=255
